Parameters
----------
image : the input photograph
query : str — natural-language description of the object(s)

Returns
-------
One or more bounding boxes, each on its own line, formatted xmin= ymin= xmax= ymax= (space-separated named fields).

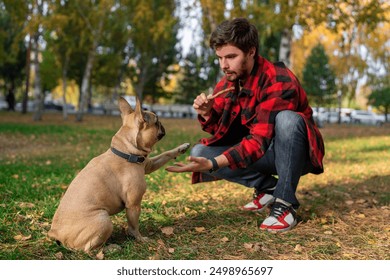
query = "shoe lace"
xmin=270 ymin=202 xmax=294 ymax=218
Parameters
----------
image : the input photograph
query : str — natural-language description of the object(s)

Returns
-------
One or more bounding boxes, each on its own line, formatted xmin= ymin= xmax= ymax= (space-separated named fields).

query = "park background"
xmin=0 ymin=0 xmax=389 ymax=260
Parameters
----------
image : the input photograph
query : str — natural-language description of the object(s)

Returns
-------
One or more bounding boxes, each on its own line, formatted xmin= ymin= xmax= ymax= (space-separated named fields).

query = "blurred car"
xmin=0 ymin=97 xmax=8 ymax=110
xmin=326 ymin=111 xmax=351 ymax=124
xmin=350 ymin=110 xmax=384 ymax=126
xmin=15 ymin=101 xmax=35 ymax=112
xmin=44 ymin=101 xmax=63 ymax=111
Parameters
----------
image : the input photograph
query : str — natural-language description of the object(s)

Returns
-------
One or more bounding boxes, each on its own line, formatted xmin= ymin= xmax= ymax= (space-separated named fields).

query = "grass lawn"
xmin=0 ymin=111 xmax=389 ymax=260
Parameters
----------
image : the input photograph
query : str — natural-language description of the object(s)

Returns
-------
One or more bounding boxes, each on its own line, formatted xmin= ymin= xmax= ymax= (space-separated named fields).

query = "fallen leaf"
xmin=195 ymin=227 xmax=205 ymax=233
xmin=356 ymin=199 xmax=366 ymax=204
xmin=168 ymin=248 xmax=175 ymax=253
xmin=345 ymin=200 xmax=354 ymax=205
xmin=253 ymin=243 xmax=261 ymax=252
xmin=14 ymin=234 xmax=32 ymax=241
xmin=55 ymin=252 xmax=63 ymax=260
xmin=96 ymin=250 xmax=104 ymax=260
xmin=149 ymin=254 xmax=160 ymax=260
xmin=324 ymin=231 xmax=333 ymax=235
xmin=356 ymin=213 xmax=366 ymax=219
xmin=19 ymin=202 xmax=35 ymax=208
xmin=103 ymin=244 xmax=122 ymax=254
xmin=161 ymin=227 xmax=174 ymax=236
xmin=221 ymin=237 xmax=229 ymax=243
xmin=294 ymin=244 xmax=303 ymax=252
xmin=244 ymin=243 xmax=253 ymax=249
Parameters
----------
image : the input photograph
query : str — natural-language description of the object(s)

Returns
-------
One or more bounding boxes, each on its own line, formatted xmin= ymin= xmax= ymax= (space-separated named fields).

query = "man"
xmin=166 ymin=18 xmax=324 ymax=232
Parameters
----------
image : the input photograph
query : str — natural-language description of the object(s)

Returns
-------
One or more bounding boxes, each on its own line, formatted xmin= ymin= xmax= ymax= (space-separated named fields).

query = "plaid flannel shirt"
xmin=192 ymin=55 xmax=325 ymax=184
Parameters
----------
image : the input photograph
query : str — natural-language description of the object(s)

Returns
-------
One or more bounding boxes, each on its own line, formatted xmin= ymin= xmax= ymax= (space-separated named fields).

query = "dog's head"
xmin=117 ymin=97 xmax=165 ymax=154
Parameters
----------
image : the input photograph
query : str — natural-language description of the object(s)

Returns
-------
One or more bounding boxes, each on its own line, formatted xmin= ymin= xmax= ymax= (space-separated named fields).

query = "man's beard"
xmin=224 ymin=57 xmax=249 ymax=82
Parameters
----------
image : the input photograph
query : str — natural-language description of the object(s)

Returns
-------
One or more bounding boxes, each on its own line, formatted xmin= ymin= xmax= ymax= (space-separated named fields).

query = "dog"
xmin=48 ymin=97 xmax=190 ymax=252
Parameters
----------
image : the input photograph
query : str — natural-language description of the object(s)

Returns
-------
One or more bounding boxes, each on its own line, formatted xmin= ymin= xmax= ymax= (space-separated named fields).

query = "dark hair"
xmin=209 ymin=18 xmax=259 ymax=56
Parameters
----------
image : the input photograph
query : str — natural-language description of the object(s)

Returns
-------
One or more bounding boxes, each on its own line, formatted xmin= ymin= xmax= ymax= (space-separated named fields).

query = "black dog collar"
xmin=111 ymin=147 xmax=146 ymax=164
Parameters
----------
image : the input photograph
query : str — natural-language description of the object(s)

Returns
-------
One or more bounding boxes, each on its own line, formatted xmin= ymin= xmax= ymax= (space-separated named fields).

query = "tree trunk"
xmin=61 ymin=56 xmax=69 ymax=120
xmin=76 ymin=48 xmax=95 ymax=122
xmin=134 ymin=66 xmax=148 ymax=103
xmin=22 ymin=36 xmax=32 ymax=114
xmin=32 ymin=36 xmax=44 ymax=122
xmin=74 ymin=13 xmax=104 ymax=122
xmin=278 ymin=27 xmax=292 ymax=67
xmin=278 ymin=0 xmax=294 ymax=67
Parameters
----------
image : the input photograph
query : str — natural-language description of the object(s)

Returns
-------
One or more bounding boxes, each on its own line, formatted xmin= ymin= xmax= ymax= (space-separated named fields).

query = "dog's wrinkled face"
xmin=135 ymin=111 xmax=165 ymax=149
xmin=118 ymin=97 xmax=165 ymax=153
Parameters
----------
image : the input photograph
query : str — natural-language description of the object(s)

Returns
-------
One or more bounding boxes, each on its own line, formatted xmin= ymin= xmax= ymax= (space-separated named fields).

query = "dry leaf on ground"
xmin=14 ymin=234 xmax=32 ymax=241
xmin=96 ymin=250 xmax=104 ymax=260
xmin=195 ymin=227 xmax=205 ymax=233
xmin=161 ymin=227 xmax=174 ymax=236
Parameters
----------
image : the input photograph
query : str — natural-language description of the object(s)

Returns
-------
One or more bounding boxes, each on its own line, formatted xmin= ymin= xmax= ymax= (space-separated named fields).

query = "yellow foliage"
xmin=51 ymin=80 xmax=80 ymax=108
xmin=291 ymin=24 xmax=337 ymax=80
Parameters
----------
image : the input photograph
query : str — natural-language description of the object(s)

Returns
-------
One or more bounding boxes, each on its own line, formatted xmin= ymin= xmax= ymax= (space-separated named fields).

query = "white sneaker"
xmin=260 ymin=200 xmax=297 ymax=232
xmin=242 ymin=193 xmax=274 ymax=212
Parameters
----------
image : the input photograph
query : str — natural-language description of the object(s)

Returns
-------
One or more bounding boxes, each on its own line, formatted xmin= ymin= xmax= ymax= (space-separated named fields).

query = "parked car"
xmin=326 ymin=111 xmax=351 ymax=124
xmin=350 ymin=110 xmax=384 ymax=126
xmin=15 ymin=101 xmax=35 ymax=112
xmin=0 ymin=97 xmax=8 ymax=110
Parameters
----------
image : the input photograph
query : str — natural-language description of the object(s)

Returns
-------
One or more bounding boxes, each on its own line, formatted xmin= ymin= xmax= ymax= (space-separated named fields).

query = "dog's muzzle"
xmin=157 ymin=122 xmax=165 ymax=140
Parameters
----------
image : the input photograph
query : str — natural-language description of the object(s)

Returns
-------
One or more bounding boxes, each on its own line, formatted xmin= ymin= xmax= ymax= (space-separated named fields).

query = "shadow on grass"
xmin=298 ymin=174 xmax=390 ymax=221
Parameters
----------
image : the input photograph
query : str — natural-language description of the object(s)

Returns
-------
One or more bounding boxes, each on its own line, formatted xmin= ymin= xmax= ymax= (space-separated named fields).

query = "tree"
xmin=126 ymin=0 xmax=179 ymax=103
xmin=0 ymin=6 xmax=27 ymax=110
xmin=302 ymin=43 xmax=336 ymax=110
xmin=176 ymin=46 xmax=212 ymax=104
xmin=368 ymin=87 xmax=390 ymax=122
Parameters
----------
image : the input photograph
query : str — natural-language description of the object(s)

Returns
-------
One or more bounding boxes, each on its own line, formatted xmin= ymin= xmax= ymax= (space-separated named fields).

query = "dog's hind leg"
xmin=73 ymin=213 xmax=113 ymax=253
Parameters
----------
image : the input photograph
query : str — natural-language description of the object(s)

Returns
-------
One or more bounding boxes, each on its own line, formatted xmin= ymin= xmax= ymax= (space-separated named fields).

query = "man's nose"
xmin=220 ymin=58 xmax=228 ymax=70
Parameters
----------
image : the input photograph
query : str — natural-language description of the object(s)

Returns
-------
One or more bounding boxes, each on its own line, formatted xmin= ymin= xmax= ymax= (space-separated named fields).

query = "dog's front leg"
xmin=145 ymin=143 xmax=190 ymax=174
xmin=126 ymin=205 xmax=148 ymax=242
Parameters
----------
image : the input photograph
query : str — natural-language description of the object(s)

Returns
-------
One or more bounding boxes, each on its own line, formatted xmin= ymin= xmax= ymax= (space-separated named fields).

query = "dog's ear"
xmin=134 ymin=96 xmax=145 ymax=123
xmin=118 ymin=97 xmax=134 ymax=116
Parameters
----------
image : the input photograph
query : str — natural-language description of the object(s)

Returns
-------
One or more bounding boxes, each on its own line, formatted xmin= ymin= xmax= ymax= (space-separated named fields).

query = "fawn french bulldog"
xmin=48 ymin=97 xmax=190 ymax=252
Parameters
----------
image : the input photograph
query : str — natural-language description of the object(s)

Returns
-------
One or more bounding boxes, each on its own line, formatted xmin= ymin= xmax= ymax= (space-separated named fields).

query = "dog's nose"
xmin=157 ymin=123 xmax=165 ymax=140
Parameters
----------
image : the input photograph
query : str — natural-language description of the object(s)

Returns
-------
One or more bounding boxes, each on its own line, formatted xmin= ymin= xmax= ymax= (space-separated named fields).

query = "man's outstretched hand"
xmin=165 ymin=156 xmax=212 ymax=173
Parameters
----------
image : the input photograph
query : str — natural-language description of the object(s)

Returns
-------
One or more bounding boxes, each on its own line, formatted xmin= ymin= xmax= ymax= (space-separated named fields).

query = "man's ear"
xmin=248 ymin=47 xmax=256 ymax=58
xmin=118 ymin=97 xmax=134 ymax=117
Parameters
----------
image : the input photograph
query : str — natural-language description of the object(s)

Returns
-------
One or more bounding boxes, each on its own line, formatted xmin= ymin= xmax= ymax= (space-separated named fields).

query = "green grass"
xmin=0 ymin=112 xmax=389 ymax=260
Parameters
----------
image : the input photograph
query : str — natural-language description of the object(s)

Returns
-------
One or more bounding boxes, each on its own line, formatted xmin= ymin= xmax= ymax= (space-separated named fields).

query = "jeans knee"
xmin=275 ymin=111 xmax=305 ymax=138
xmin=190 ymin=144 xmax=207 ymax=157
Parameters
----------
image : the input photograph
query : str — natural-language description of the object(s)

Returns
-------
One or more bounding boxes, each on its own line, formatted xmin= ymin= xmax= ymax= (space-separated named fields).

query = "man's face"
xmin=215 ymin=44 xmax=255 ymax=82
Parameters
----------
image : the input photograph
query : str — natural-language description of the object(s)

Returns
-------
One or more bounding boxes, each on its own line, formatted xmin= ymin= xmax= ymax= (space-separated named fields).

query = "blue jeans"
xmin=191 ymin=110 xmax=313 ymax=209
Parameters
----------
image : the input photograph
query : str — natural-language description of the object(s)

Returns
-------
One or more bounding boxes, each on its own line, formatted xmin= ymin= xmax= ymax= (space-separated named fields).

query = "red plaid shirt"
xmin=193 ymin=55 xmax=325 ymax=183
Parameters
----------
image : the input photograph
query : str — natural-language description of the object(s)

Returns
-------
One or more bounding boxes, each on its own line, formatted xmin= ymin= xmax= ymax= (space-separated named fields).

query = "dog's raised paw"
xmin=178 ymin=143 xmax=190 ymax=154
